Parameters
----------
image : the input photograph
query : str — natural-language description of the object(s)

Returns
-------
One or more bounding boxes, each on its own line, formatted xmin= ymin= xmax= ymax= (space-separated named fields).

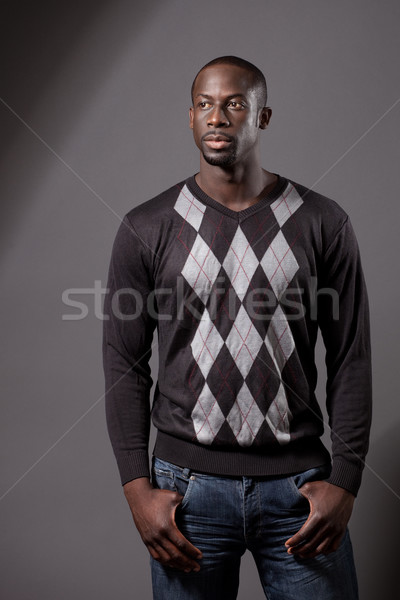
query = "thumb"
xmin=298 ymin=482 xmax=313 ymax=500
xmin=285 ymin=493 xmax=313 ymax=549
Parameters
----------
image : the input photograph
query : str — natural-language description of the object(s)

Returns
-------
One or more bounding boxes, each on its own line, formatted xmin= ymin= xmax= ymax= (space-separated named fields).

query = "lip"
xmin=203 ymin=134 xmax=232 ymax=141
xmin=203 ymin=134 xmax=232 ymax=150
xmin=204 ymin=140 xmax=232 ymax=149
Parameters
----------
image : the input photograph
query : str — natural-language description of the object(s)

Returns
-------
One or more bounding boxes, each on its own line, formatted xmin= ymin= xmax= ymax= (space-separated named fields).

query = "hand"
xmin=123 ymin=477 xmax=202 ymax=572
xmin=285 ymin=480 xmax=355 ymax=559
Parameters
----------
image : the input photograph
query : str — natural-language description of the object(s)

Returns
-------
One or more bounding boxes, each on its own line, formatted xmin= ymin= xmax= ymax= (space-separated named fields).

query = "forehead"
xmin=193 ymin=64 xmax=257 ymax=99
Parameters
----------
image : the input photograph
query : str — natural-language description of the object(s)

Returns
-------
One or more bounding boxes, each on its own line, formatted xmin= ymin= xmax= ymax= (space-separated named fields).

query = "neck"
xmin=195 ymin=156 xmax=277 ymax=212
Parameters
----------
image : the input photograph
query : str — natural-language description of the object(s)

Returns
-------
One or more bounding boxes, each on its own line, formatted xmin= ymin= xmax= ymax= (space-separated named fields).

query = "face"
xmin=189 ymin=64 xmax=270 ymax=168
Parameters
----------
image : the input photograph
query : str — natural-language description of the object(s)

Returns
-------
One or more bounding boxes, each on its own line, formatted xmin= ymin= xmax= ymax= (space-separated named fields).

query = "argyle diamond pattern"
xmin=191 ymin=308 xmax=225 ymax=379
xmin=174 ymin=183 xmax=303 ymax=447
xmin=227 ymin=382 xmax=264 ymax=446
xmin=260 ymin=230 xmax=299 ymax=300
xmin=181 ymin=234 xmax=221 ymax=304
xmin=270 ymin=185 xmax=304 ymax=227
xmin=225 ymin=305 xmax=264 ymax=379
xmin=191 ymin=382 xmax=225 ymax=444
xmin=174 ymin=185 xmax=206 ymax=231
xmin=222 ymin=226 xmax=259 ymax=301
xmin=264 ymin=305 xmax=295 ymax=443
xmin=266 ymin=382 xmax=291 ymax=444
xmin=265 ymin=304 xmax=296 ymax=373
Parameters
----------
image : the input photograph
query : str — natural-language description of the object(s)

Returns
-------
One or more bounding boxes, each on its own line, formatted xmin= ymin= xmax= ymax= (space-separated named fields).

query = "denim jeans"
xmin=150 ymin=457 xmax=358 ymax=600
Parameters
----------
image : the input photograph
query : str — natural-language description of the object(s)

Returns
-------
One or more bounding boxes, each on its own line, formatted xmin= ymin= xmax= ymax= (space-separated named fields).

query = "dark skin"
xmin=189 ymin=64 xmax=276 ymax=211
xmin=124 ymin=477 xmax=202 ymax=572
xmin=123 ymin=63 xmax=355 ymax=570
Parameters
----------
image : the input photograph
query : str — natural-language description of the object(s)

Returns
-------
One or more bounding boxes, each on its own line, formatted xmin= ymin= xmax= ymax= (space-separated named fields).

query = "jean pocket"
xmin=151 ymin=458 xmax=177 ymax=492
xmin=289 ymin=464 xmax=331 ymax=499
xmin=174 ymin=472 xmax=196 ymax=509
xmin=151 ymin=458 xmax=195 ymax=508
xmin=152 ymin=468 xmax=176 ymax=491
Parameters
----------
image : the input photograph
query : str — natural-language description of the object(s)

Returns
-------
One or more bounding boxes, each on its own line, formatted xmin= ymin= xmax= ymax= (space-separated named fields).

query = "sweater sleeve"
xmin=103 ymin=215 xmax=157 ymax=485
xmin=318 ymin=217 xmax=372 ymax=496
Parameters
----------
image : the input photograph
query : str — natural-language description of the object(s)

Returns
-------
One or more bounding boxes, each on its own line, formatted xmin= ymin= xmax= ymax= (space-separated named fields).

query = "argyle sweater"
xmin=103 ymin=174 xmax=372 ymax=496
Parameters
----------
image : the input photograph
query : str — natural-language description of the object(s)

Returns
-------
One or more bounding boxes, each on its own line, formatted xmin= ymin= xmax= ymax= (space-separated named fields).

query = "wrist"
xmin=123 ymin=476 xmax=153 ymax=502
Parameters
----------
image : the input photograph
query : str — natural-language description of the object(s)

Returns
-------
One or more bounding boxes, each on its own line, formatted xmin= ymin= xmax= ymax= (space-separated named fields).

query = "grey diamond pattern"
xmin=264 ymin=305 xmax=295 ymax=444
xmin=225 ymin=305 xmax=263 ymax=379
xmin=174 ymin=183 xmax=303 ymax=446
xmin=222 ymin=226 xmax=259 ymax=301
xmin=265 ymin=305 xmax=295 ymax=373
xmin=191 ymin=382 xmax=225 ymax=444
xmin=260 ymin=230 xmax=299 ymax=300
xmin=191 ymin=308 xmax=225 ymax=379
xmin=266 ymin=382 xmax=291 ymax=444
xmin=271 ymin=184 xmax=304 ymax=227
xmin=174 ymin=185 xmax=206 ymax=231
xmin=227 ymin=382 xmax=264 ymax=446
xmin=181 ymin=234 xmax=221 ymax=304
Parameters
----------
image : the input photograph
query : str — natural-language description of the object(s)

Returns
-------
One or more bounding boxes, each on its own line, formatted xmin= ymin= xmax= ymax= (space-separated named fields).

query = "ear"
xmin=258 ymin=107 xmax=272 ymax=130
xmin=189 ymin=106 xmax=194 ymax=129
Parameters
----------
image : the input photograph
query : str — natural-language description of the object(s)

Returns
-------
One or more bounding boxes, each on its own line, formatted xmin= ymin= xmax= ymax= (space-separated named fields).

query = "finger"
xmin=169 ymin=505 xmax=203 ymax=560
xmin=163 ymin=509 xmax=202 ymax=569
xmin=285 ymin=492 xmax=314 ymax=549
xmin=145 ymin=499 xmax=202 ymax=571
xmin=157 ymin=537 xmax=201 ymax=572
xmin=169 ymin=527 xmax=203 ymax=560
xmin=150 ymin=537 xmax=200 ymax=572
xmin=148 ymin=541 xmax=173 ymax=565
xmin=286 ymin=525 xmax=327 ymax=556
xmin=289 ymin=525 xmax=339 ymax=558
xmin=290 ymin=539 xmax=324 ymax=558
xmin=317 ymin=532 xmax=344 ymax=556
xmin=285 ymin=515 xmax=318 ymax=549
xmin=287 ymin=521 xmax=345 ymax=557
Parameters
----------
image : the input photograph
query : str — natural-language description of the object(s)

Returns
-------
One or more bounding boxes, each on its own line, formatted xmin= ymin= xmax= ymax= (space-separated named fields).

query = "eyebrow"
xmin=194 ymin=93 xmax=248 ymax=100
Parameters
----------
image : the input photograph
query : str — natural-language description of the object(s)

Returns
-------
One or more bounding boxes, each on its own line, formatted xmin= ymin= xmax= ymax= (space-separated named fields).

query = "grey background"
xmin=1 ymin=0 xmax=399 ymax=598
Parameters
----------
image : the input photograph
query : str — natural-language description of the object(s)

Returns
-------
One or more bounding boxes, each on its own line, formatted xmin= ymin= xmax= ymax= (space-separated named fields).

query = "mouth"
xmin=203 ymin=134 xmax=233 ymax=150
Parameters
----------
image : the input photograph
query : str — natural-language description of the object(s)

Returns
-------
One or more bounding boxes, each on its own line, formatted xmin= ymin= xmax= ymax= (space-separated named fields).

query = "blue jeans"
xmin=150 ymin=457 xmax=358 ymax=600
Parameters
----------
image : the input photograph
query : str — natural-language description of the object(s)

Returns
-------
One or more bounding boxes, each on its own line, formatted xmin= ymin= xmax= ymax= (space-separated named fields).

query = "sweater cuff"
xmin=326 ymin=458 xmax=363 ymax=497
xmin=116 ymin=450 xmax=150 ymax=486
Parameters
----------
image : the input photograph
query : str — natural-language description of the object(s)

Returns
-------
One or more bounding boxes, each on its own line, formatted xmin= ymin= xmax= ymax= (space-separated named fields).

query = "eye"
xmin=198 ymin=101 xmax=212 ymax=109
xmin=227 ymin=101 xmax=245 ymax=110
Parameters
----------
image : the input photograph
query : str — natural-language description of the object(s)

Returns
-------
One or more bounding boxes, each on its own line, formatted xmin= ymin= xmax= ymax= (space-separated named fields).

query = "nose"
xmin=207 ymin=105 xmax=230 ymax=128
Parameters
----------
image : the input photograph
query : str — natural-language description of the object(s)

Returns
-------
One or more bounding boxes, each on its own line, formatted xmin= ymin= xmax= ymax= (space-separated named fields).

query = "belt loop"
xmin=181 ymin=467 xmax=191 ymax=479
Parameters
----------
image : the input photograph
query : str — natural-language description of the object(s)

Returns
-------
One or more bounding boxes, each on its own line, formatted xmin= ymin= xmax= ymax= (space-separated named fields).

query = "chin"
xmin=202 ymin=151 xmax=237 ymax=168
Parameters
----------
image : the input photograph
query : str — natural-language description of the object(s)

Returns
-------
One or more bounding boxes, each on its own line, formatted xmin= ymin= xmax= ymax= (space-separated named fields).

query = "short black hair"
xmin=191 ymin=56 xmax=268 ymax=108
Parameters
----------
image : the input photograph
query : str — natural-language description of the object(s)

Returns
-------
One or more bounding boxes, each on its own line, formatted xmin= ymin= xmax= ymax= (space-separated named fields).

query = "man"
xmin=103 ymin=56 xmax=372 ymax=599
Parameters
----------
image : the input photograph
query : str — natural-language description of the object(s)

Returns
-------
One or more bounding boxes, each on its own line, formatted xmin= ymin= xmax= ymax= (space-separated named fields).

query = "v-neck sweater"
xmin=103 ymin=175 xmax=372 ymax=496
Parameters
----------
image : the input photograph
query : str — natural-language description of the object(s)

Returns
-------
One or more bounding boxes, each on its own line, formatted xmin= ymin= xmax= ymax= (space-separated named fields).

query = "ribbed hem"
xmin=153 ymin=431 xmax=331 ymax=478
xmin=327 ymin=459 xmax=363 ymax=496
xmin=116 ymin=450 xmax=150 ymax=486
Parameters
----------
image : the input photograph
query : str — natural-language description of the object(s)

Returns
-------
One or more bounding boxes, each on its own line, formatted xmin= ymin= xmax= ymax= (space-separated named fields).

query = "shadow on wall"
xmin=354 ymin=422 xmax=400 ymax=599
xmin=0 ymin=0 xmax=153 ymax=241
